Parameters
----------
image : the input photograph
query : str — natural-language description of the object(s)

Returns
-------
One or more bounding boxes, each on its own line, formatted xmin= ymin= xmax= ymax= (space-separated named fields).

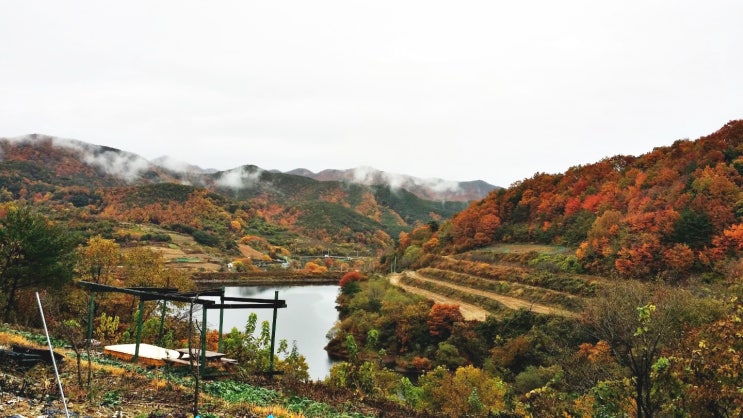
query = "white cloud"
xmin=53 ymin=137 xmax=152 ymax=183
xmin=5 ymin=134 xmax=152 ymax=182
xmin=214 ymin=167 xmax=263 ymax=190
xmin=351 ymin=166 xmax=460 ymax=194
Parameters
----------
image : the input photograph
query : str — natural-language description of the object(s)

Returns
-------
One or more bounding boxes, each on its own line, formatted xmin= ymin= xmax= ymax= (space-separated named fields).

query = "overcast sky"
xmin=1 ymin=1 xmax=741 ymax=186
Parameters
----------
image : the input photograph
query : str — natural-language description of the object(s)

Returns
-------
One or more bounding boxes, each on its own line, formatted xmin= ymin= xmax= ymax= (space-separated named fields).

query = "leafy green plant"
xmin=101 ymin=390 xmax=121 ymax=407
xmin=203 ymin=380 xmax=280 ymax=406
xmin=95 ymin=312 xmax=120 ymax=344
xmin=7 ymin=327 xmax=67 ymax=347
xmin=528 ymin=253 xmax=583 ymax=274
xmin=286 ymin=396 xmax=369 ymax=418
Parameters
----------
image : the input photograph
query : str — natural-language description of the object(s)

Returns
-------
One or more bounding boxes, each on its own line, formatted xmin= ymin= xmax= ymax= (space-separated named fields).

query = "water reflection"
xmin=204 ymin=285 xmax=340 ymax=381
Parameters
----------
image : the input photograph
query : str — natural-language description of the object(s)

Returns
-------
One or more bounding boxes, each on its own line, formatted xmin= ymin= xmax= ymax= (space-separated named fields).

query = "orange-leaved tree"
xmin=303 ymin=261 xmax=328 ymax=274
xmin=428 ymin=303 xmax=464 ymax=339
xmin=339 ymin=270 xmax=364 ymax=287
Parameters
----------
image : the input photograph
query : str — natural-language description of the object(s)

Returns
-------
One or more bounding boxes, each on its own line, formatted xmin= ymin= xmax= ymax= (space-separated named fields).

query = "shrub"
xmin=192 ymin=230 xmax=220 ymax=247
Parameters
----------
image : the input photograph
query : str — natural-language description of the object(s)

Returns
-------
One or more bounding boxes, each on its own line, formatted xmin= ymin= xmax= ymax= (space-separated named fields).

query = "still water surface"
xmin=204 ymin=285 xmax=340 ymax=381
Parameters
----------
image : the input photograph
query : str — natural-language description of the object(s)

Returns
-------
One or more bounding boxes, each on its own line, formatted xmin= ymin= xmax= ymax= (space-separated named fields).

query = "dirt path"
xmin=388 ymin=273 xmax=489 ymax=321
xmin=390 ymin=271 xmax=577 ymax=319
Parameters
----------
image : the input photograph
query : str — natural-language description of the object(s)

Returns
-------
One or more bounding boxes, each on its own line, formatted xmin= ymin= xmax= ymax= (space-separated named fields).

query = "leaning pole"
xmin=36 ymin=292 xmax=70 ymax=418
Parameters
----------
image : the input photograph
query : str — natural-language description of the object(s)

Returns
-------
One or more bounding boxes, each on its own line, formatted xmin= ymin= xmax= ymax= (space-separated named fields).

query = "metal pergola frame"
xmin=77 ymin=281 xmax=287 ymax=375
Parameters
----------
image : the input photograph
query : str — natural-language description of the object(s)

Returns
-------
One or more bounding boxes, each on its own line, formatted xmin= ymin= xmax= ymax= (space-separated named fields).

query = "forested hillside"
xmin=0 ymin=134 xmax=467 ymax=260
xmin=426 ymin=119 xmax=743 ymax=281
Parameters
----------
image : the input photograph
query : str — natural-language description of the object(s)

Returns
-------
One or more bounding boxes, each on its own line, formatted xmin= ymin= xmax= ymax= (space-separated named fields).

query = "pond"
xmin=203 ymin=284 xmax=340 ymax=381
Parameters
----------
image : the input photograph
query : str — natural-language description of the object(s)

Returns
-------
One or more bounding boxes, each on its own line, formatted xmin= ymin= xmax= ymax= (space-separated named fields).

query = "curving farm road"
xmin=388 ymin=272 xmax=489 ymax=321
xmin=388 ymin=270 xmax=577 ymax=321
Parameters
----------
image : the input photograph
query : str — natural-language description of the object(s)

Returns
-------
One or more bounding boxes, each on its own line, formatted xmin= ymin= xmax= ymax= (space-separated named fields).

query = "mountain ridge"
xmin=3 ymin=133 xmax=497 ymax=202
xmin=0 ymin=133 xmax=470 ymax=256
xmin=286 ymin=166 xmax=498 ymax=202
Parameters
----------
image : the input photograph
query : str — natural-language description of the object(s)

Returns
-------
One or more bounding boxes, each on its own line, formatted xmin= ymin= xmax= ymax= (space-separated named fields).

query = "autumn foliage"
xmin=427 ymin=302 xmax=464 ymax=338
xmin=303 ymin=261 xmax=328 ymax=274
xmin=339 ymin=270 xmax=364 ymax=287
xmin=671 ymin=300 xmax=743 ymax=416
xmin=440 ymin=120 xmax=743 ymax=280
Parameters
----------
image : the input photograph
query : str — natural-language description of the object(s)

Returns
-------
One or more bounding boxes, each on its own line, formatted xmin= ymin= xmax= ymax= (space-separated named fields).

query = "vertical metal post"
xmin=157 ymin=300 xmax=167 ymax=346
xmin=269 ymin=290 xmax=279 ymax=378
xmin=134 ymin=298 xmax=145 ymax=361
xmin=36 ymin=292 xmax=70 ymax=418
xmin=218 ymin=286 xmax=225 ymax=353
xmin=87 ymin=291 xmax=95 ymax=343
xmin=200 ymin=305 xmax=207 ymax=373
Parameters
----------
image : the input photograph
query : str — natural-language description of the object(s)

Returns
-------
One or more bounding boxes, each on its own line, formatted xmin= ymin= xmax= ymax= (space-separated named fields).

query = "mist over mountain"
xmin=0 ymin=133 xmax=472 ymax=253
xmin=1 ymin=134 xmax=496 ymax=202
xmin=286 ymin=166 xmax=499 ymax=202
xmin=150 ymin=155 xmax=218 ymax=175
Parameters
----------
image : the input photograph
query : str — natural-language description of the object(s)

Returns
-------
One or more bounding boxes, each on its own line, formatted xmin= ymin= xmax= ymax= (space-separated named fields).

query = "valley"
xmin=2 ymin=121 xmax=743 ymax=416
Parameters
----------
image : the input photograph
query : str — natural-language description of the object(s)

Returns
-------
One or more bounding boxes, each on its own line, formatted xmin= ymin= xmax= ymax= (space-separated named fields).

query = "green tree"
xmin=399 ymin=245 xmax=422 ymax=269
xmin=435 ymin=341 xmax=466 ymax=370
xmin=0 ymin=206 xmax=77 ymax=322
xmin=586 ymin=282 xmax=721 ymax=418
xmin=670 ymin=208 xmax=714 ymax=249
xmin=398 ymin=376 xmax=423 ymax=408
xmin=221 ymin=312 xmax=306 ymax=381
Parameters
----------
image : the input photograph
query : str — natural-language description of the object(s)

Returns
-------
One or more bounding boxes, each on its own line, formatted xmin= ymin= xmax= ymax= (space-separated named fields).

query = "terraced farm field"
xmin=389 ymin=245 xmax=601 ymax=320
xmin=389 ymin=272 xmax=489 ymax=320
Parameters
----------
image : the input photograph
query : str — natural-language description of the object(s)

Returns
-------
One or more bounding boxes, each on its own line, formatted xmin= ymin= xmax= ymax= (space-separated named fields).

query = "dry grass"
xmin=89 ymin=361 xmax=130 ymax=375
xmin=237 ymin=243 xmax=267 ymax=259
xmin=0 ymin=331 xmax=44 ymax=348
xmin=243 ymin=404 xmax=303 ymax=418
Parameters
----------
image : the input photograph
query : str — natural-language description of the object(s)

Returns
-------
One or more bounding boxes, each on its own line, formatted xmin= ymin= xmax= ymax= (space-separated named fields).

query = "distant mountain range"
xmin=286 ymin=167 xmax=498 ymax=202
xmin=0 ymin=134 xmax=492 ymax=254
xmin=150 ymin=155 xmax=499 ymax=202
xmin=1 ymin=134 xmax=497 ymax=202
